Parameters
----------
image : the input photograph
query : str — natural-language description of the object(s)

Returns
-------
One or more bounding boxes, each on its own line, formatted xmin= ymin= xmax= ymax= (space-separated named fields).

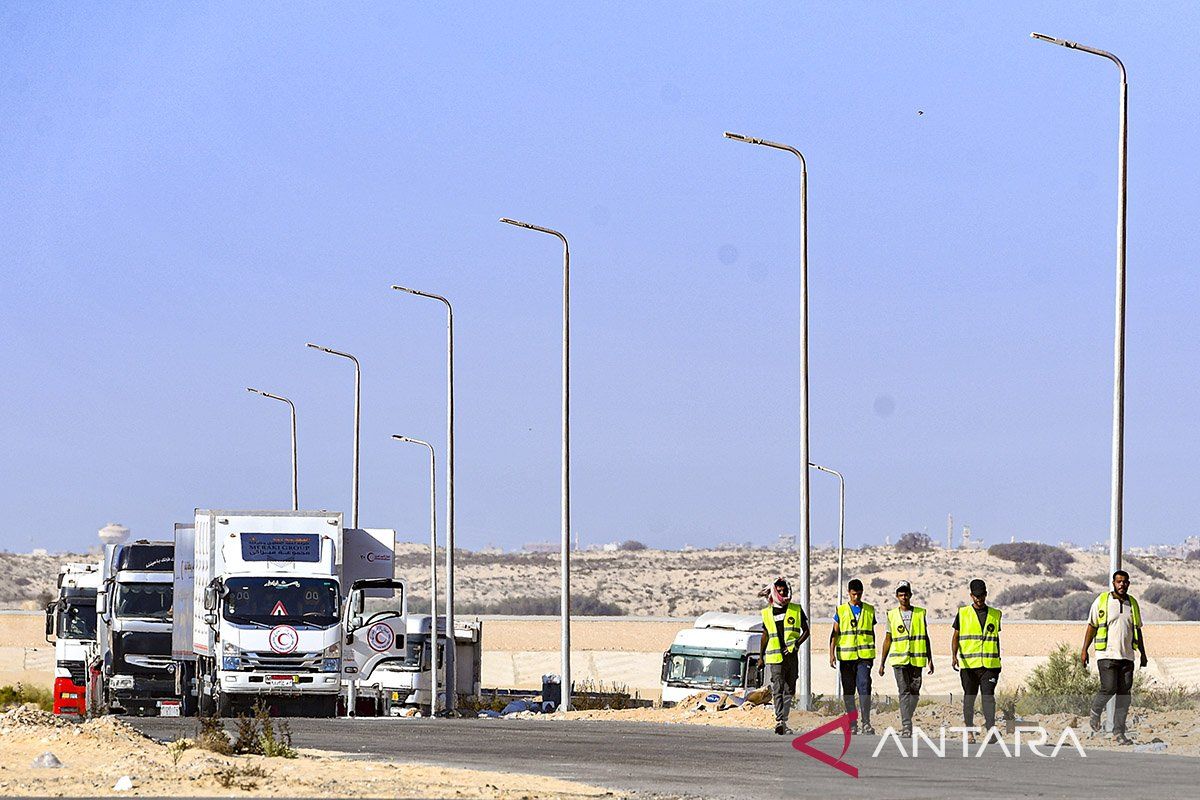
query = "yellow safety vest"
xmin=886 ymin=606 xmax=929 ymax=668
xmin=1094 ymin=592 xmax=1141 ymax=653
xmin=835 ymin=602 xmax=876 ymax=661
xmin=957 ymin=605 xmax=1002 ymax=669
xmin=761 ymin=603 xmax=806 ymax=664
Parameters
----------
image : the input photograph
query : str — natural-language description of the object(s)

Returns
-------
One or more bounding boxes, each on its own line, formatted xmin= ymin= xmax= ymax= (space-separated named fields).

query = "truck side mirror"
xmin=350 ymin=614 xmax=363 ymax=631
xmin=203 ymin=611 xmax=217 ymax=626
xmin=660 ymin=652 xmax=670 ymax=683
xmin=44 ymin=603 xmax=56 ymax=641
xmin=203 ymin=585 xmax=218 ymax=611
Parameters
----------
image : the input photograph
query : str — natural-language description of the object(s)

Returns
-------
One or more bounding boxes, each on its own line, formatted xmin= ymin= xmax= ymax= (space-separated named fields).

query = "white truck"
xmin=660 ymin=612 xmax=765 ymax=704
xmin=95 ymin=540 xmax=178 ymax=716
xmin=183 ymin=510 xmax=395 ymax=717
xmin=44 ymin=562 xmax=101 ymax=716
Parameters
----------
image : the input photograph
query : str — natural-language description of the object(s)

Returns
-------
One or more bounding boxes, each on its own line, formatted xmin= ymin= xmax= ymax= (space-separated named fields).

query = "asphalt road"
xmin=132 ymin=717 xmax=1197 ymax=799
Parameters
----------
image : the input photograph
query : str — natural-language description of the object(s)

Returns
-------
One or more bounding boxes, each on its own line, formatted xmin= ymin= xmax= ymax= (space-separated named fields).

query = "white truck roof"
xmin=693 ymin=612 xmax=764 ymax=632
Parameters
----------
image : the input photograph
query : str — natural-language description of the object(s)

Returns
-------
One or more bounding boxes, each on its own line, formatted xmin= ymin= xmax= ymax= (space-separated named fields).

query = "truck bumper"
xmin=52 ymin=677 xmax=87 ymax=716
xmin=218 ymin=671 xmax=341 ymax=695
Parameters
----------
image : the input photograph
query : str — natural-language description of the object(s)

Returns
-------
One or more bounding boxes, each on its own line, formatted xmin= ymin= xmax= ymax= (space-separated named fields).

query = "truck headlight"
xmin=222 ymin=656 xmax=241 ymax=671
xmin=320 ymin=659 xmax=340 ymax=673
xmin=323 ymin=642 xmax=341 ymax=659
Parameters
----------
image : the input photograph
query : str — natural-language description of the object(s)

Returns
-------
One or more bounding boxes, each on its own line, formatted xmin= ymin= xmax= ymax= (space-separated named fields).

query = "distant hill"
xmin=5 ymin=543 xmax=1196 ymax=621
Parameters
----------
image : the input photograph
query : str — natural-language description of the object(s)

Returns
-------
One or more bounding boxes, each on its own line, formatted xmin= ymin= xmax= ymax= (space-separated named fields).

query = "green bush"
xmin=1143 ymin=585 xmax=1200 ymax=621
xmin=460 ymin=594 xmax=625 ymax=616
xmin=0 ymin=684 xmax=53 ymax=711
xmin=995 ymin=579 xmax=1088 ymax=606
xmin=869 ymin=577 xmax=888 ymax=589
xmin=1124 ymin=555 xmax=1167 ymax=581
xmin=230 ymin=701 xmax=296 ymax=758
xmin=988 ymin=542 xmax=1074 ymax=577
xmin=1019 ymin=642 xmax=1197 ymax=716
xmin=1027 ymin=591 xmax=1094 ymax=620
xmin=1021 ymin=643 xmax=1098 ymax=715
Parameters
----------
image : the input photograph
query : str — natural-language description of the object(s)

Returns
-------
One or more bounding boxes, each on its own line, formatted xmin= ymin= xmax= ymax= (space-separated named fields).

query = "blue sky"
xmin=1 ymin=3 xmax=1197 ymax=553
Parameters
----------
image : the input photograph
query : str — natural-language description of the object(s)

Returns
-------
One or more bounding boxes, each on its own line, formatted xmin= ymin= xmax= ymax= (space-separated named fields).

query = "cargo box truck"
xmin=190 ymin=510 xmax=345 ymax=717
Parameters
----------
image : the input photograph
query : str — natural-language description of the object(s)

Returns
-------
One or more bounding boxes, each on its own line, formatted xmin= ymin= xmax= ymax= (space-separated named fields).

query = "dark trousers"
xmin=769 ymin=651 xmax=799 ymax=723
xmin=839 ymin=659 xmax=873 ymax=724
xmin=1091 ymin=658 xmax=1134 ymax=735
xmin=893 ymin=665 xmax=923 ymax=733
xmin=960 ymin=666 xmax=1001 ymax=729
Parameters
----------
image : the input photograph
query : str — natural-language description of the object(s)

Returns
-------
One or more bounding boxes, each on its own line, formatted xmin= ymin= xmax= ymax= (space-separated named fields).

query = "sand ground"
xmin=0 ymin=707 xmax=623 ymax=798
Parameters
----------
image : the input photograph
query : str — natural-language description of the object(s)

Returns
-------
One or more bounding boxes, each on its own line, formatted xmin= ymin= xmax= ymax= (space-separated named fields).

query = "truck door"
xmin=343 ymin=579 xmax=407 ymax=687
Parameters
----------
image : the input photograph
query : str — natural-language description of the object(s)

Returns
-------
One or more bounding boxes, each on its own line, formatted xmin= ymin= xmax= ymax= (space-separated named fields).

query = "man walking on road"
xmin=951 ymin=579 xmax=1002 ymax=740
xmin=830 ymin=578 xmax=876 ymax=734
xmin=759 ymin=577 xmax=809 ymax=735
xmin=1082 ymin=570 xmax=1149 ymax=745
xmin=878 ymin=580 xmax=933 ymax=738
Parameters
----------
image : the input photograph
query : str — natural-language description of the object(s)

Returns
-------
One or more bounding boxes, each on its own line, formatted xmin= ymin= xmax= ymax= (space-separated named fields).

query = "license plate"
xmin=267 ymin=675 xmax=296 ymax=685
xmin=159 ymin=701 xmax=181 ymax=717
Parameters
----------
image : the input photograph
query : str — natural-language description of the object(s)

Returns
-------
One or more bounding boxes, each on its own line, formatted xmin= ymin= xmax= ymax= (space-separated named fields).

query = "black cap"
xmin=848 ymin=579 xmax=863 ymax=592
xmin=896 ymin=580 xmax=912 ymax=594
xmin=969 ymin=579 xmax=987 ymax=596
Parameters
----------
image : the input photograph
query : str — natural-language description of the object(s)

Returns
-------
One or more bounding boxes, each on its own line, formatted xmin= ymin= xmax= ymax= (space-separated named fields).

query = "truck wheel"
xmin=198 ymin=688 xmax=214 ymax=717
xmin=217 ymin=692 xmax=234 ymax=718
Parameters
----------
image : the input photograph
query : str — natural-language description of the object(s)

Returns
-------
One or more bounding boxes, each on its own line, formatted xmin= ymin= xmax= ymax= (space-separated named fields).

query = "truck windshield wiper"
xmin=224 ymin=614 xmax=274 ymax=629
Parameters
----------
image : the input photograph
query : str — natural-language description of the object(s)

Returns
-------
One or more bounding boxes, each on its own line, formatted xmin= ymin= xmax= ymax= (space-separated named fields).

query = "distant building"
xmin=521 ymin=541 xmax=557 ymax=554
xmin=775 ymin=534 xmax=796 ymax=551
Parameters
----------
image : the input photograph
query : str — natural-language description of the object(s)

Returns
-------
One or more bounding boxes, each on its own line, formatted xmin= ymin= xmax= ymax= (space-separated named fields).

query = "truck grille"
xmin=241 ymin=651 xmax=322 ymax=672
xmin=57 ymin=660 xmax=87 ymax=685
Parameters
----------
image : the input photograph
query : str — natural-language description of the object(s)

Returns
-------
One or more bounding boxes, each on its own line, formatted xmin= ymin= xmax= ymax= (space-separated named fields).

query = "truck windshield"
xmin=114 ymin=583 xmax=173 ymax=621
xmin=58 ymin=601 xmax=97 ymax=639
xmin=666 ymin=653 xmax=743 ymax=687
xmin=223 ymin=577 xmax=339 ymax=627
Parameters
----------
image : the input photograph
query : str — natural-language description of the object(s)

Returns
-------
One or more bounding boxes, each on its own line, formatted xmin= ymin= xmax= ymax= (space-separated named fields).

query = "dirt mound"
xmin=0 ymin=705 xmax=150 ymax=746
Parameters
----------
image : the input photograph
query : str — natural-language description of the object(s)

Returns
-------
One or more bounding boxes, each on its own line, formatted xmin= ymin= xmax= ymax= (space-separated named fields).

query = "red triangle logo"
xmin=270 ymin=601 xmax=288 ymax=616
xmin=792 ymin=711 xmax=859 ymax=778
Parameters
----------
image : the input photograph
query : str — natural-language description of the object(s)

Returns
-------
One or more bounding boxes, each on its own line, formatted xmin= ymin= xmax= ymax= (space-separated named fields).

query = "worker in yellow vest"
xmin=758 ymin=577 xmax=809 ymax=735
xmin=950 ymin=578 xmax=1001 ymax=738
xmin=877 ymin=580 xmax=933 ymax=738
xmin=1081 ymin=570 xmax=1149 ymax=745
xmin=829 ymin=578 xmax=876 ymax=735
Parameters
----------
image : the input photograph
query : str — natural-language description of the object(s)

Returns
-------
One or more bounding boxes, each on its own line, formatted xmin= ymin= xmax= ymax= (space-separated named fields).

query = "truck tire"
xmin=197 ymin=666 xmax=216 ymax=718
xmin=216 ymin=691 xmax=234 ymax=718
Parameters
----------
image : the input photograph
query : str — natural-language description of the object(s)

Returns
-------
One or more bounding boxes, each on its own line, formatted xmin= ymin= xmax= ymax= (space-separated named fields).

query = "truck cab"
xmin=96 ymin=540 xmax=177 ymax=715
xmin=660 ymin=612 xmax=765 ymax=704
xmin=45 ymin=562 xmax=101 ymax=716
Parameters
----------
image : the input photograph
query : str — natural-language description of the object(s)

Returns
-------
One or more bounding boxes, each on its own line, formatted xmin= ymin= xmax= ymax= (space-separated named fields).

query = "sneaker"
xmin=1089 ymin=712 xmax=1102 ymax=733
xmin=900 ymin=729 xmax=912 ymax=739
xmin=850 ymin=722 xmax=860 ymax=736
xmin=774 ymin=722 xmax=787 ymax=735
xmin=1114 ymin=733 xmax=1134 ymax=746
xmin=860 ymin=723 xmax=876 ymax=735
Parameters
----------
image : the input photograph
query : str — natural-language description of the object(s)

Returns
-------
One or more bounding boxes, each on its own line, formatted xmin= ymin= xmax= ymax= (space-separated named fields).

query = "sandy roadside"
xmin=0 ymin=707 xmax=625 ymax=799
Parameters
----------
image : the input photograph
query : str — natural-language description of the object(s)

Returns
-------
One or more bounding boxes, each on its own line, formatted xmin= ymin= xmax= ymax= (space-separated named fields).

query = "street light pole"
xmin=246 ymin=388 xmax=299 ymax=510
xmin=392 ymin=284 xmax=457 ymax=711
xmin=1030 ymin=32 xmax=1128 ymax=579
xmin=725 ymin=131 xmax=812 ymax=711
xmin=306 ymin=343 xmax=362 ymax=528
xmin=809 ymin=462 xmax=844 ymax=608
xmin=499 ymin=216 xmax=572 ymax=711
xmin=393 ymin=434 xmax=438 ymax=716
